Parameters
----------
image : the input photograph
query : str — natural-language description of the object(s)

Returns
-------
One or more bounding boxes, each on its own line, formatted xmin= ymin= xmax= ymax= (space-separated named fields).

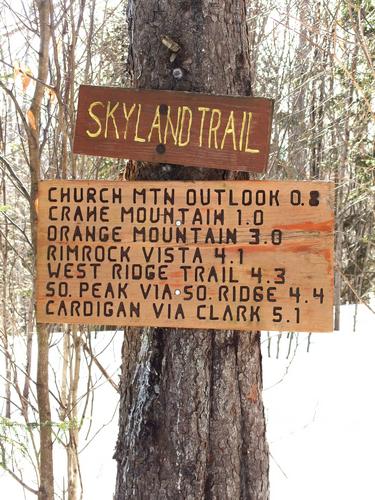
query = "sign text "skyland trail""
xmin=73 ymin=86 xmax=273 ymax=172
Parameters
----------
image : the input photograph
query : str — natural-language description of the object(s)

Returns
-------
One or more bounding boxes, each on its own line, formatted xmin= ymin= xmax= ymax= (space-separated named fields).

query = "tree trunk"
xmin=114 ymin=2 xmax=269 ymax=499
xmin=29 ymin=2 xmax=54 ymax=499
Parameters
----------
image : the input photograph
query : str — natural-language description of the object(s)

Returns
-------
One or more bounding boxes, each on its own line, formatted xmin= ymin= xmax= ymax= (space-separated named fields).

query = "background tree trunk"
xmin=29 ymin=2 xmax=54 ymax=498
xmin=114 ymin=1 xmax=269 ymax=499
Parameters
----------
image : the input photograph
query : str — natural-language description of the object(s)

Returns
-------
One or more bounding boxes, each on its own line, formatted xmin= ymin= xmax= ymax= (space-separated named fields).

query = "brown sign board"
xmin=36 ymin=180 xmax=334 ymax=332
xmin=73 ymin=86 xmax=273 ymax=173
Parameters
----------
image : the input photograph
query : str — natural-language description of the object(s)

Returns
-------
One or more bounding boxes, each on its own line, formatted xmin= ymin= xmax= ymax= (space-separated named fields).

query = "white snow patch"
xmin=262 ymin=302 xmax=375 ymax=500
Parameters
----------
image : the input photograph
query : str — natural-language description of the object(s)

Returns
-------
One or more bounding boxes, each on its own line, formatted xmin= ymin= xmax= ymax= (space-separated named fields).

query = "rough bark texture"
xmin=114 ymin=2 xmax=269 ymax=499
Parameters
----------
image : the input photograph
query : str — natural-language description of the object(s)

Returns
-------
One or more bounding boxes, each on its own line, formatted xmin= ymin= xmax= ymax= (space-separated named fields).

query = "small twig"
xmin=0 ymin=57 xmax=56 ymax=93
xmin=0 ymin=155 xmax=31 ymax=203
xmin=0 ymin=211 xmax=33 ymax=248
xmin=80 ymin=339 xmax=119 ymax=393
xmin=0 ymin=228 xmax=32 ymax=273
xmin=0 ymin=80 xmax=30 ymax=135
xmin=0 ymin=441 xmax=39 ymax=495
xmin=269 ymin=451 xmax=288 ymax=479
xmin=339 ymin=270 xmax=375 ymax=314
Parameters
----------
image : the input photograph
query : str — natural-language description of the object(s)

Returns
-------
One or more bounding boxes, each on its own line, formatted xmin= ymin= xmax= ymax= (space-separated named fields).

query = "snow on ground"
xmin=1 ymin=303 xmax=374 ymax=499
xmin=263 ymin=302 xmax=375 ymax=500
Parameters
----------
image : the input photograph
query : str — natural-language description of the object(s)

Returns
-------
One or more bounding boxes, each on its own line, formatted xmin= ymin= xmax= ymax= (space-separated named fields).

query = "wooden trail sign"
xmin=36 ymin=180 xmax=334 ymax=332
xmin=73 ymin=85 xmax=273 ymax=172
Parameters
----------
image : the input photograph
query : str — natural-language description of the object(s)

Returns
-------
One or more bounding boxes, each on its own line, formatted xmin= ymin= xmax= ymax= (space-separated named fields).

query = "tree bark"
xmin=114 ymin=2 xmax=269 ymax=499
xmin=28 ymin=1 xmax=54 ymax=499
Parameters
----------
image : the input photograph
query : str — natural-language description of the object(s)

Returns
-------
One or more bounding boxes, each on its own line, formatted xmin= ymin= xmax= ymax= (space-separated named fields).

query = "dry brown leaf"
xmin=45 ymin=86 xmax=56 ymax=102
xmin=27 ymin=109 xmax=37 ymax=130
xmin=13 ymin=61 xmax=20 ymax=80
xmin=22 ymin=68 xmax=33 ymax=91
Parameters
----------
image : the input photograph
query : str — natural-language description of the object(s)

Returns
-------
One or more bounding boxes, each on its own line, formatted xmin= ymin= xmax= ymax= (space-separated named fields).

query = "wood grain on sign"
xmin=73 ymin=85 xmax=273 ymax=172
xmin=36 ymin=180 xmax=334 ymax=332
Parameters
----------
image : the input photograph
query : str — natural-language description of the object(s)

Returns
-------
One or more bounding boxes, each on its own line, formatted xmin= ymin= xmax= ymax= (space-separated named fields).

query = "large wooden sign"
xmin=36 ymin=180 xmax=334 ymax=332
xmin=73 ymin=86 xmax=273 ymax=172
